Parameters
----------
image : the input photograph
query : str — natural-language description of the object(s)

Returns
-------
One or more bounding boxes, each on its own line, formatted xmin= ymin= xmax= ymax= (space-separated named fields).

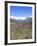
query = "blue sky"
xmin=10 ymin=6 xmax=32 ymax=17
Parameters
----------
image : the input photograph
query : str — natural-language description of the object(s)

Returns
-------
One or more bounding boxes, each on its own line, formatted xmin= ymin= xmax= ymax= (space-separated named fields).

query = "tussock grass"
xmin=10 ymin=23 xmax=32 ymax=40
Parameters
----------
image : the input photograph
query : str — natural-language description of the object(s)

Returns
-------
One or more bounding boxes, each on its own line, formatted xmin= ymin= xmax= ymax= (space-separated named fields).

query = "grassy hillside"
xmin=10 ymin=23 xmax=32 ymax=40
xmin=10 ymin=17 xmax=32 ymax=40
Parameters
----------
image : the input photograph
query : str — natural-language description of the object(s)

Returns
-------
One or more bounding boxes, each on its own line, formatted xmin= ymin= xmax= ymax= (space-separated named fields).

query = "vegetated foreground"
xmin=10 ymin=22 xmax=32 ymax=40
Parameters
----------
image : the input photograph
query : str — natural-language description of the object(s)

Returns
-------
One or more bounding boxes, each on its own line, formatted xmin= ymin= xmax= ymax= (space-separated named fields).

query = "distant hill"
xmin=24 ymin=17 xmax=32 ymax=25
xmin=10 ymin=17 xmax=32 ymax=25
xmin=10 ymin=18 xmax=17 ymax=22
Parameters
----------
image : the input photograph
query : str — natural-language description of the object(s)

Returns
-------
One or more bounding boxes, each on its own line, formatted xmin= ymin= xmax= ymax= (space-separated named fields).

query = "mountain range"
xmin=10 ymin=17 xmax=32 ymax=25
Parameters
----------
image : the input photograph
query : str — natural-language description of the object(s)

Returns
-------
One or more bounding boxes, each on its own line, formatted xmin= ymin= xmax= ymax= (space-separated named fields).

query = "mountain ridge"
xmin=10 ymin=17 xmax=32 ymax=25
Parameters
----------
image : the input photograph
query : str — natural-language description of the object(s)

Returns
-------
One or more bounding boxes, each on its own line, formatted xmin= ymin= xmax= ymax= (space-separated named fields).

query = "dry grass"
xmin=10 ymin=23 xmax=32 ymax=40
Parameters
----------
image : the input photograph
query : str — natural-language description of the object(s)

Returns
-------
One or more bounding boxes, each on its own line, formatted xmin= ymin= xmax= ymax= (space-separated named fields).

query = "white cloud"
xmin=10 ymin=16 xmax=32 ymax=20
